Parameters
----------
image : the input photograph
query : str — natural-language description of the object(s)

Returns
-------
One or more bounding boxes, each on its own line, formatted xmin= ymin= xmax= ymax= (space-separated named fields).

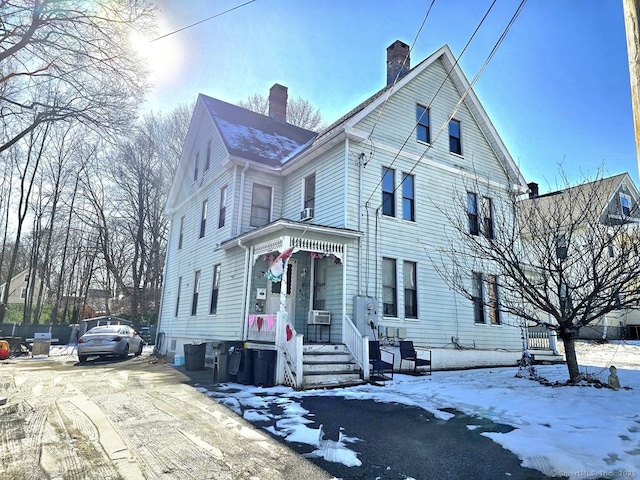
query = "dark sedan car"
xmin=78 ymin=325 xmax=143 ymax=363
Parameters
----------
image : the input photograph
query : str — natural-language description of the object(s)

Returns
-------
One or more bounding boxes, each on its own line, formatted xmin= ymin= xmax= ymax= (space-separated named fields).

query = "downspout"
xmin=238 ymin=239 xmax=252 ymax=341
xmin=228 ymin=164 xmax=238 ymax=239
xmin=155 ymin=215 xmax=175 ymax=355
xmin=236 ymin=162 xmax=250 ymax=236
xmin=357 ymin=146 xmax=364 ymax=296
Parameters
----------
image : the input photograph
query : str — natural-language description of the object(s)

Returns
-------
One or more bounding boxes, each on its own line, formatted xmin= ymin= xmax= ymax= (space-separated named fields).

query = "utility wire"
xmin=151 ymin=0 xmax=257 ymax=42
xmin=367 ymin=0 xmax=437 ymax=141
xmin=367 ymin=0 xmax=527 ymax=211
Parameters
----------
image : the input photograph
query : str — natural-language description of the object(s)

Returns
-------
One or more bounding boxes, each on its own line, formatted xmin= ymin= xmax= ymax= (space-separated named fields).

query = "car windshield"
xmin=87 ymin=326 xmax=121 ymax=334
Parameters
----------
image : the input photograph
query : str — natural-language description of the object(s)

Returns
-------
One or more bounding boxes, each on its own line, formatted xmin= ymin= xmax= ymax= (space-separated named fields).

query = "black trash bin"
xmin=215 ymin=342 xmax=244 ymax=383
xmin=253 ymin=349 xmax=277 ymax=387
xmin=236 ymin=348 xmax=254 ymax=385
xmin=184 ymin=343 xmax=206 ymax=371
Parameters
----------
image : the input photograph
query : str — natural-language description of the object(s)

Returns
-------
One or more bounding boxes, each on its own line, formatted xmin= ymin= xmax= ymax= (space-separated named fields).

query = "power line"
xmin=150 ymin=1 xmax=257 ymax=42
xmin=363 ymin=0 xmax=499 ymax=207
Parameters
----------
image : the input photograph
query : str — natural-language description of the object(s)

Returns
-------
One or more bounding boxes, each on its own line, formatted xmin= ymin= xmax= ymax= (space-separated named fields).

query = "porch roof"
xmin=219 ymin=219 xmax=362 ymax=251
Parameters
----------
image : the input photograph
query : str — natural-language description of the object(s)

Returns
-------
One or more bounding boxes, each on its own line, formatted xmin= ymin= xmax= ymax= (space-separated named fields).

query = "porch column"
xmin=341 ymin=244 xmax=348 ymax=342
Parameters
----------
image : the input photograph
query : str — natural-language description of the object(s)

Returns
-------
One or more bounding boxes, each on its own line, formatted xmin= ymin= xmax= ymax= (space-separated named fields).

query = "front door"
xmin=266 ymin=259 xmax=297 ymax=318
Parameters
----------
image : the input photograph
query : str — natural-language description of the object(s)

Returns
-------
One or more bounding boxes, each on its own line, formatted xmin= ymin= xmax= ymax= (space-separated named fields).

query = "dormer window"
xmin=620 ymin=193 xmax=631 ymax=216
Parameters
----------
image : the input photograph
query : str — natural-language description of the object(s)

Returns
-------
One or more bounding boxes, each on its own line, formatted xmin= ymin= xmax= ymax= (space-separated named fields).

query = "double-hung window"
xmin=194 ymin=152 xmax=200 ymax=182
xmin=313 ymin=257 xmax=327 ymax=310
xmin=472 ymin=271 xmax=484 ymax=324
xmin=210 ymin=264 xmax=221 ymax=314
xmin=620 ymin=193 xmax=631 ymax=216
xmin=382 ymin=257 xmax=397 ymax=316
xmin=250 ymin=184 xmax=272 ymax=227
xmin=449 ymin=119 xmax=462 ymax=155
xmin=416 ymin=105 xmax=430 ymax=143
xmin=482 ymin=196 xmax=494 ymax=239
xmin=218 ymin=186 xmax=227 ymax=229
xmin=178 ymin=216 xmax=185 ymax=249
xmin=175 ymin=277 xmax=182 ymax=317
xmin=488 ymin=275 xmax=500 ymax=324
xmin=191 ymin=270 xmax=201 ymax=316
xmin=199 ymin=200 xmax=208 ymax=238
xmin=467 ymin=192 xmax=479 ymax=235
xmin=304 ymin=174 xmax=316 ymax=210
xmin=404 ymin=261 xmax=417 ymax=318
xmin=402 ymin=173 xmax=415 ymax=221
xmin=205 ymin=141 xmax=211 ymax=172
xmin=382 ymin=167 xmax=395 ymax=217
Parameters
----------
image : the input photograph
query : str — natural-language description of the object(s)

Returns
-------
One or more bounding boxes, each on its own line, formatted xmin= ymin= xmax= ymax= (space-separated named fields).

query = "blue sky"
xmin=143 ymin=0 xmax=638 ymax=191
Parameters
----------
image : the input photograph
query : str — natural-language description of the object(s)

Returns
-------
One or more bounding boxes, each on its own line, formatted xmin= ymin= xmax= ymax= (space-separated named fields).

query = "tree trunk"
xmin=561 ymin=335 xmax=581 ymax=381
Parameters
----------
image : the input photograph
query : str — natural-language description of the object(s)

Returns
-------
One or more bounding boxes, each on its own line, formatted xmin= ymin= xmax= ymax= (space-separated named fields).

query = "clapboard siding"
xmin=282 ymin=144 xmax=345 ymax=227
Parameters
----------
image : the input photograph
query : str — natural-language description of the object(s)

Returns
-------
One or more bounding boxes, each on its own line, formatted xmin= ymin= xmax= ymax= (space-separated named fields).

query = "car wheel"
xmin=135 ymin=342 xmax=143 ymax=357
xmin=121 ymin=344 xmax=129 ymax=359
xmin=79 ymin=355 xmax=87 ymax=363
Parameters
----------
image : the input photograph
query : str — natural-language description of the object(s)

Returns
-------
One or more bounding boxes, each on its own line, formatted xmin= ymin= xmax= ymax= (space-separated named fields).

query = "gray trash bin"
xmin=215 ymin=342 xmax=243 ymax=382
xmin=253 ymin=349 xmax=277 ymax=387
xmin=184 ymin=343 xmax=206 ymax=371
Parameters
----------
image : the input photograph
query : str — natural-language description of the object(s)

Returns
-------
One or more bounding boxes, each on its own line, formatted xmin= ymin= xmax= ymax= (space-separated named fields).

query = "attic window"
xmin=620 ymin=193 xmax=631 ymax=216
xmin=416 ymin=105 xmax=430 ymax=144
xmin=449 ymin=119 xmax=462 ymax=155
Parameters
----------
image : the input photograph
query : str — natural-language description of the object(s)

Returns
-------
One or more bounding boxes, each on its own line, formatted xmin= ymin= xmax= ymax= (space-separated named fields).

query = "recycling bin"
xmin=236 ymin=348 xmax=254 ymax=385
xmin=253 ymin=349 xmax=277 ymax=387
xmin=184 ymin=343 xmax=206 ymax=371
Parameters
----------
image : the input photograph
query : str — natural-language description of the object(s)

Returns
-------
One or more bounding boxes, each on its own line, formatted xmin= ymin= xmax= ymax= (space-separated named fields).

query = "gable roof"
xmin=518 ymin=173 xmax=638 ymax=229
xmin=200 ymin=95 xmax=317 ymax=167
xmin=306 ymin=44 xmax=527 ymax=190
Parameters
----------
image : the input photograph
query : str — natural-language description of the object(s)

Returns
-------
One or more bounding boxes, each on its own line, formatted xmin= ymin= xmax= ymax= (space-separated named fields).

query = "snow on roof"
xmin=201 ymin=95 xmax=317 ymax=167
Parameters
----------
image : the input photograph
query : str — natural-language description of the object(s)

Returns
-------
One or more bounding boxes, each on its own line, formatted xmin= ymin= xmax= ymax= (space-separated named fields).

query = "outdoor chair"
xmin=399 ymin=340 xmax=432 ymax=375
xmin=369 ymin=340 xmax=395 ymax=383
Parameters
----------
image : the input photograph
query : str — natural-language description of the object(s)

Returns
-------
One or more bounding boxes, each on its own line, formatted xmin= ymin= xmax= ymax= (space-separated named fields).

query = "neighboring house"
xmin=158 ymin=40 xmax=531 ymax=388
xmin=0 ymin=269 xmax=42 ymax=306
xmin=520 ymin=173 xmax=640 ymax=341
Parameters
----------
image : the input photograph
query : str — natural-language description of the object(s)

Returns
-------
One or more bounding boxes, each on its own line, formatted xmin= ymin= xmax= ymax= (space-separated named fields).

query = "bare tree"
xmin=434 ymin=174 xmax=640 ymax=382
xmin=238 ymin=94 xmax=325 ymax=131
xmin=0 ymin=0 xmax=156 ymax=154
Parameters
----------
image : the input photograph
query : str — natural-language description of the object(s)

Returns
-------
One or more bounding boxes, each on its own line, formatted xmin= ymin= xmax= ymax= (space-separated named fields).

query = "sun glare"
xmin=128 ymin=29 xmax=182 ymax=87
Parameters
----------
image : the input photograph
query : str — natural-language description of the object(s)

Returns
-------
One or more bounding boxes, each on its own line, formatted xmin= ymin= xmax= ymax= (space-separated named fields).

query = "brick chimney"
xmin=387 ymin=40 xmax=410 ymax=85
xmin=268 ymin=84 xmax=288 ymax=123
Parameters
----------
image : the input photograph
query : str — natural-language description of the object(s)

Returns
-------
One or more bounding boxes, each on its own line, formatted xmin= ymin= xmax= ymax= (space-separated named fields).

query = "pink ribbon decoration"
xmin=248 ymin=314 xmax=255 ymax=327
xmin=266 ymin=314 xmax=275 ymax=330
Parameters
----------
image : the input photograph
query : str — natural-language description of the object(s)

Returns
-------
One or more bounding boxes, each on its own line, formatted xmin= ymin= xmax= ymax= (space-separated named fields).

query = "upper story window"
xmin=304 ymin=174 xmax=316 ymax=210
xmin=218 ymin=186 xmax=227 ymax=229
xmin=20 ymin=288 xmax=27 ymax=299
xmin=205 ymin=141 xmax=211 ymax=172
xmin=402 ymin=173 xmax=415 ymax=221
xmin=178 ymin=216 xmax=185 ymax=249
xmin=449 ymin=119 xmax=462 ymax=155
xmin=620 ymin=193 xmax=631 ymax=216
xmin=467 ymin=192 xmax=479 ymax=235
xmin=556 ymin=234 xmax=568 ymax=260
xmin=250 ymin=184 xmax=272 ymax=227
xmin=382 ymin=257 xmax=397 ymax=317
xmin=382 ymin=167 xmax=395 ymax=217
xmin=416 ymin=105 xmax=430 ymax=144
xmin=482 ymin=196 xmax=494 ymax=239
xmin=194 ymin=152 xmax=200 ymax=182
xmin=199 ymin=200 xmax=208 ymax=238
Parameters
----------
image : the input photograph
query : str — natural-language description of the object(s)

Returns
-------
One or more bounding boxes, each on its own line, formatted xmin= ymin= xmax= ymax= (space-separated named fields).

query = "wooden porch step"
xmin=301 ymin=343 xmax=365 ymax=389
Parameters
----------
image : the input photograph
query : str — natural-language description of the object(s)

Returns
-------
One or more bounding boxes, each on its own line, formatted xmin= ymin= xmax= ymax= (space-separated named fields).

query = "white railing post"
xmin=295 ymin=334 xmax=304 ymax=389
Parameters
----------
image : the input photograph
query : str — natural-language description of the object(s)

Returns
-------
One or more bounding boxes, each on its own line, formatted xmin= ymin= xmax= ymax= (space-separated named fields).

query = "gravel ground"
xmin=0 ymin=350 xmax=334 ymax=480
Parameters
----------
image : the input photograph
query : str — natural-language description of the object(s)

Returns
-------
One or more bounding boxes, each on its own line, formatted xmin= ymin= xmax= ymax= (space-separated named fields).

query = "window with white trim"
xmin=382 ymin=167 xmax=395 ymax=217
xmin=191 ymin=270 xmax=201 ymax=316
xmin=404 ymin=261 xmax=417 ymax=318
xmin=199 ymin=200 xmax=208 ymax=238
xmin=449 ymin=119 xmax=462 ymax=155
xmin=620 ymin=193 xmax=631 ymax=216
xmin=175 ymin=277 xmax=182 ymax=317
xmin=382 ymin=257 xmax=397 ymax=316
xmin=304 ymin=174 xmax=315 ymax=210
xmin=402 ymin=173 xmax=415 ymax=222
xmin=416 ymin=105 xmax=430 ymax=143
xmin=250 ymin=184 xmax=272 ymax=227
xmin=218 ymin=186 xmax=227 ymax=229
xmin=210 ymin=264 xmax=221 ymax=314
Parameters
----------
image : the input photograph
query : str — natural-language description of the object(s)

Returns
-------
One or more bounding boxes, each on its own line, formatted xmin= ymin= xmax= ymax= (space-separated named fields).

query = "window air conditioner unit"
xmin=308 ymin=310 xmax=331 ymax=325
xmin=300 ymin=207 xmax=314 ymax=221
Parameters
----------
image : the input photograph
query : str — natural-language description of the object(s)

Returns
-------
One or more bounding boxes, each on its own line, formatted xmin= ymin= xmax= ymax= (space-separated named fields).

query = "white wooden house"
xmin=157 ymin=41 xmax=533 ymax=388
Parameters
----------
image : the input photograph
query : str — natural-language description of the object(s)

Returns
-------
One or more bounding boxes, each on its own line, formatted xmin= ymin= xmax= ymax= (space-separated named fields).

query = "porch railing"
xmin=527 ymin=328 xmax=561 ymax=351
xmin=246 ymin=314 xmax=277 ymax=343
xmin=343 ymin=315 xmax=369 ymax=380
xmin=274 ymin=311 xmax=303 ymax=390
